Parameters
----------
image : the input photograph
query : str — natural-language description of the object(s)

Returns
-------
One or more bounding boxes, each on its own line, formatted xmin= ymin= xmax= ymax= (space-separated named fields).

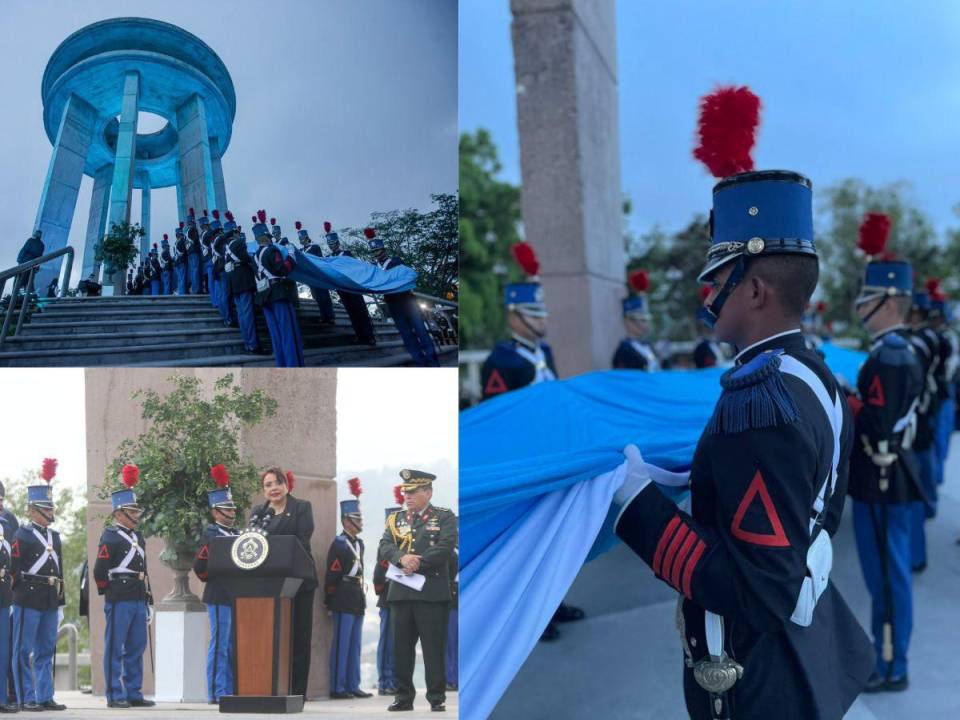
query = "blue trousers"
xmin=161 ymin=270 xmax=172 ymax=295
xmin=206 ymin=604 xmax=234 ymax=702
xmin=263 ymin=300 xmax=305 ymax=367
xmin=205 ymin=261 xmax=215 ymax=304
xmin=150 ymin=279 xmax=161 ymax=296
xmin=235 ymin=291 xmax=259 ymax=351
xmin=934 ymin=394 xmax=955 ymax=486
xmin=12 ymin=605 xmax=57 ymax=705
xmin=916 ymin=445 xmax=937 ymax=520
xmin=0 ymin=606 xmax=10 ymax=705
xmin=376 ymin=607 xmax=396 ymax=691
xmin=310 ymin=287 xmax=335 ymax=323
xmin=174 ymin=264 xmax=186 ymax=295
xmin=215 ymin=277 xmax=234 ymax=326
xmin=188 ymin=254 xmax=202 ymax=295
xmin=103 ymin=600 xmax=147 ymax=703
xmin=853 ymin=500 xmax=912 ymax=679
xmin=386 ymin=296 xmax=438 ymax=366
xmin=142 ymin=282 xmax=151 ymax=296
xmin=445 ymin=608 xmax=458 ymax=686
xmin=330 ymin=612 xmax=362 ymax=694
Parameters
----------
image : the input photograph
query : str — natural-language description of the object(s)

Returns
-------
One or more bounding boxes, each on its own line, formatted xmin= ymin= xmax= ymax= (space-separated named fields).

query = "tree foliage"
xmin=94 ymin=221 xmax=142 ymax=274
xmin=98 ymin=374 xmax=277 ymax=555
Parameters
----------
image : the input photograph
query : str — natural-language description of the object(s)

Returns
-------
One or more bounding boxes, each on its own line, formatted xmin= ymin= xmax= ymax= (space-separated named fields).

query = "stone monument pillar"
xmin=82 ymin=164 xmax=112 ymax=281
xmin=176 ymin=94 xmax=217 ymax=216
xmin=140 ymin=174 xmax=151 ymax=259
xmin=511 ymin=0 xmax=624 ymax=376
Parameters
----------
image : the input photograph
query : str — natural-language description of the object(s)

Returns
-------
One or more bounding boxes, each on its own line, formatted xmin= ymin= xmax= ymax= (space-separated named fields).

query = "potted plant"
xmin=94 ymin=221 xmax=143 ymax=294
xmin=100 ymin=373 xmax=278 ymax=606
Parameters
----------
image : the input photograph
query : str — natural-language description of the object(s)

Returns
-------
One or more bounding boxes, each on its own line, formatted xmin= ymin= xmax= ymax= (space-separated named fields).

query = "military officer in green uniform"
xmin=378 ymin=470 xmax=457 ymax=713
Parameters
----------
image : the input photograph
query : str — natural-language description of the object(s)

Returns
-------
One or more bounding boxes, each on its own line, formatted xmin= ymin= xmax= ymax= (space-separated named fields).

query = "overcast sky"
xmin=461 ymin=0 xmax=960 ymax=239
xmin=1 ymin=0 xmax=457 ymax=283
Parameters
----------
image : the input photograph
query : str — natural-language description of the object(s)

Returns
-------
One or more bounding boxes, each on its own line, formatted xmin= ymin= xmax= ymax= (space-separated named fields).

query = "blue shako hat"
xmin=28 ymin=485 xmax=54 ymax=508
xmin=913 ymin=290 xmax=931 ymax=311
xmin=222 ymin=211 xmax=237 ymax=234
xmin=251 ymin=210 xmax=271 ymax=240
xmin=198 ymin=210 xmax=210 ymax=227
xmin=854 ymin=213 xmax=912 ymax=304
xmin=111 ymin=489 xmax=138 ymax=511
xmin=364 ymin=227 xmax=384 ymax=251
xmin=622 ymin=270 xmax=651 ymax=318
xmin=384 ymin=505 xmax=402 ymax=518
xmin=209 ymin=209 xmax=222 ymax=232
xmin=504 ymin=242 xmax=547 ymax=317
xmin=295 ymin=221 xmax=309 ymax=242
xmin=323 ymin=222 xmax=339 ymax=249
xmin=340 ymin=499 xmax=361 ymax=517
xmin=207 ymin=488 xmax=236 ymax=509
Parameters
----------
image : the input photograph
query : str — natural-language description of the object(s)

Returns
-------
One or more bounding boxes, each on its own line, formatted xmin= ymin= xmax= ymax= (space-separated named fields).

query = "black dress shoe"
xmin=41 ymin=701 xmax=66 ymax=711
xmin=430 ymin=703 xmax=446 ymax=712
xmin=0 ymin=704 xmax=18 ymax=714
xmin=553 ymin=603 xmax=586 ymax=623
xmin=107 ymin=699 xmax=131 ymax=708
xmin=329 ymin=692 xmax=353 ymax=700
xmin=19 ymin=704 xmax=40 ymax=712
xmin=446 ymin=683 xmax=458 ymax=692
xmin=862 ymin=672 xmax=886 ymax=693
xmin=540 ymin=621 xmax=560 ymax=642
xmin=885 ymin=674 xmax=909 ymax=692
xmin=351 ymin=690 xmax=373 ymax=698
xmin=129 ymin=699 xmax=155 ymax=707
xmin=387 ymin=701 xmax=414 ymax=711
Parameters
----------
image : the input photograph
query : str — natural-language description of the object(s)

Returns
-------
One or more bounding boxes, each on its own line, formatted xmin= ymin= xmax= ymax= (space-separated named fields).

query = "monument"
xmin=34 ymin=17 xmax=236 ymax=291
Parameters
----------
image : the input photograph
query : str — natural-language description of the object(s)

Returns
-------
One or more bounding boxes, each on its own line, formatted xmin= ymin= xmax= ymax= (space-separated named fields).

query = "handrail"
xmin=413 ymin=291 xmax=458 ymax=309
xmin=0 ymin=246 xmax=74 ymax=351
xmin=56 ymin=623 xmax=79 ymax=691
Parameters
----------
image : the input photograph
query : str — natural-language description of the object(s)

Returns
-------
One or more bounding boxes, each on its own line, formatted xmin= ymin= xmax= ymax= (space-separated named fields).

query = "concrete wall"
xmin=84 ymin=368 xmax=338 ymax=700
xmin=176 ymin=95 xmax=217 ymax=217
xmin=81 ymin=164 xmax=112 ymax=281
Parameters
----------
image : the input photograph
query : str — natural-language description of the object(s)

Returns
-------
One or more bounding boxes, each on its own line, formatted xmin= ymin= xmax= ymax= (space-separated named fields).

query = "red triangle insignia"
xmin=11 ymin=541 xmax=19 ymax=558
xmin=484 ymin=369 xmax=508 ymax=396
xmin=330 ymin=558 xmax=342 ymax=572
xmin=97 ymin=545 xmax=110 ymax=560
xmin=866 ymin=375 xmax=886 ymax=407
xmin=197 ymin=545 xmax=209 ymax=560
xmin=730 ymin=470 xmax=790 ymax=548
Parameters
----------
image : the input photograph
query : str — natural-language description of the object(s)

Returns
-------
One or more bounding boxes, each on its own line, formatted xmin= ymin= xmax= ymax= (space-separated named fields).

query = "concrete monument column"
xmin=210 ymin=136 xmax=228 ymax=212
xmin=175 ymin=160 xmax=186 ymax=223
xmin=32 ymin=93 xmax=97 ymax=293
xmin=107 ymin=71 xmax=140 ymax=229
xmin=82 ymin=164 xmax=112 ymax=281
xmin=176 ymin=94 xmax=217 ymax=216
xmin=511 ymin=0 xmax=624 ymax=376
xmin=140 ymin=174 xmax=151 ymax=259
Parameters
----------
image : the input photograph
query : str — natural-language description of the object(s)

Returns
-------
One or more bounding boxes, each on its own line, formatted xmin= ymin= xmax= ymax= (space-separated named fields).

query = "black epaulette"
xmin=432 ymin=506 xmax=452 ymax=514
xmin=707 ymin=351 xmax=799 ymax=435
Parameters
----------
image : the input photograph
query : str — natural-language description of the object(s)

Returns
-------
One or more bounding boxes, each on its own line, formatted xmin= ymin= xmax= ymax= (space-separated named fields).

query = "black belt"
xmin=342 ymin=576 xmax=362 ymax=583
xmin=21 ymin=573 xmax=61 ymax=587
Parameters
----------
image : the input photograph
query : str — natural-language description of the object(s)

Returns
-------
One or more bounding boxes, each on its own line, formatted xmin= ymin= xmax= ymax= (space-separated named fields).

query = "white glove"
xmin=613 ymin=444 xmax=653 ymax=511
xmin=146 ymin=606 xmax=154 ymax=625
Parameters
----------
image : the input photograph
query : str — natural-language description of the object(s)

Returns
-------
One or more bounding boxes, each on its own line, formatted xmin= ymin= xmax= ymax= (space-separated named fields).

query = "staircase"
xmin=0 ymin=295 xmax=457 ymax=367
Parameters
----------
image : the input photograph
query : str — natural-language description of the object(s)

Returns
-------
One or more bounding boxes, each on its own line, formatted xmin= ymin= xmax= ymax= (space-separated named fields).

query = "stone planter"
xmin=158 ymin=541 xmax=204 ymax=610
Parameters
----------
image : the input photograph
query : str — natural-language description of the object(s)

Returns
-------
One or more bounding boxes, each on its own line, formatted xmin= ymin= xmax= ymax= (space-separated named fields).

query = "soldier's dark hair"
xmin=746 ymin=255 xmax=819 ymax=318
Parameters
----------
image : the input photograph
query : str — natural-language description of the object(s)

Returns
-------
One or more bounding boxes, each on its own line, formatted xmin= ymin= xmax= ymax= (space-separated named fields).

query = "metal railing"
xmin=0 ymin=246 xmax=74 ymax=351
xmin=56 ymin=623 xmax=80 ymax=691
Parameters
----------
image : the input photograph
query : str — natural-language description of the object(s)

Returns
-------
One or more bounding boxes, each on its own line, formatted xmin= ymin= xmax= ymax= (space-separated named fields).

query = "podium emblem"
xmin=230 ymin=531 xmax=270 ymax=570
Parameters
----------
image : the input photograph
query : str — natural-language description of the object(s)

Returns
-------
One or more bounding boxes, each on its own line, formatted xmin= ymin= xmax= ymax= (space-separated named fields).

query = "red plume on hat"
xmin=257 ymin=209 xmax=267 ymax=223
xmin=163 ymin=233 xmax=168 ymax=241
xmin=285 ymin=470 xmax=296 ymax=491
xmin=348 ymin=477 xmax=362 ymax=498
xmin=857 ymin=213 xmax=891 ymax=258
xmin=295 ymin=221 xmax=302 ymax=230
xmin=210 ymin=464 xmax=230 ymax=487
xmin=225 ymin=211 xmax=234 ymax=222
xmin=121 ymin=464 xmax=139 ymax=489
xmin=363 ymin=227 xmax=377 ymax=240
xmin=628 ymin=270 xmax=649 ymax=294
xmin=324 ymin=222 xmax=332 ymax=233
xmin=41 ymin=458 xmax=58 ymax=483
xmin=152 ymin=243 xmax=157 ymax=249
xmin=212 ymin=209 xmax=220 ymax=220
xmin=179 ymin=222 xmax=184 ymax=229
xmin=270 ymin=217 xmax=276 ymax=226
xmin=189 ymin=207 xmax=195 ymax=215
xmin=511 ymin=242 xmax=540 ymax=277
xmin=698 ymin=285 xmax=712 ymax=302
xmin=203 ymin=209 xmax=208 ymax=216
xmin=251 ymin=215 xmax=257 ymax=223
xmin=815 ymin=300 xmax=827 ymax=314
xmin=394 ymin=484 xmax=405 ymax=505
xmin=925 ymin=277 xmax=941 ymax=295
xmin=693 ymin=86 xmax=761 ymax=178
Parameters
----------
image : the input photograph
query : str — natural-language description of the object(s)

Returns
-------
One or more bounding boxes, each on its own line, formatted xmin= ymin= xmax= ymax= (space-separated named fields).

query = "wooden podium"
xmin=208 ymin=534 xmax=315 ymax=714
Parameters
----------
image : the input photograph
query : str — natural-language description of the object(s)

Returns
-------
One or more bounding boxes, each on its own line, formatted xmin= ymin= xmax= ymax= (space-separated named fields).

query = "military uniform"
xmin=159 ymin=237 xmax=174 ymax=295
xmin=325 ymin=226 xmax=376 ymax=344
xmin=324 ymin=499 xmax=368 ymax=699
xmin=223 ymin=216 xmax=261 ymax=353
xmin=694 ymin=338 xmax=723 ymax=369
xmin=148 ymin=247 xmax=162 ymax=296
xmin=481 ymin=338 xmax=557 ymax=400
xmin=297 ymin=225 xmax=336 ymax=324
xmin=373 ymin=506 xmax=401 ymax=695
xmin=11 ymin=483 xmax=65 ymax=710
xmin=173 ymin=226 xmax=188 ymax=295
xmin=142 ymin=255 xmax=155 ymax=296
xmin=444 ymin=547 xmax=458 ymax=691
xmin=252 ymin=215 xmax=305 ymax=368
xmin=0 ymin=525 xmax=14 ymax=711
xmin=378 ymin=471 xmax=457 ymax=710
xmin=613 ymin=272 xmax=659 ymax=370
xmin=193 ymin=481 xmax=239 ymax=705
xmin=930 ymin=296 xmax=958 ymax=488
xmin=185 ymin=209 xmax=203 ymax=295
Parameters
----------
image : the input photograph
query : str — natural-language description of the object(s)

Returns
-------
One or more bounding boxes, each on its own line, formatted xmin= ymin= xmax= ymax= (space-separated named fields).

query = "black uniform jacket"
xmin=93 ymin=524 xmax=151 ymax=603
xmin=908 ymin=326 xmax=940 ymax=450
xmin=693 ymin=339 xmax=721 ymax=368
xmin=612 ymin=337 xmax=656 ymax=370
xmin=323 ymin=532 xmax=365 ymax=615
xmin=11 ymin=522 xmax=65 ymax=611
xmin=378 ymin=505 xmax=457 ymax=603
xmin=848 ymin=328 xmax=925 ymax=505
xmin=192 ymin=522 xmax=239 ymax=605
xmin=254 ymin=245 xmax=298 ymax=306
xmin=480 ymin=339 xmax=557 ymax=401
xmin=250 ymin=495 xmax=317 ymax=590
xmin=615 ymin=331 xmax=872 ymax=720
xmin=226 ymin=235 xmax=257 ymax=295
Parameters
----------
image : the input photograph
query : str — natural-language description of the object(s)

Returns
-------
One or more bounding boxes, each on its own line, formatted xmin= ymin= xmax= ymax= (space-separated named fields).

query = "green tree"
xmin=459 ymin=129 xmax=523 ymax=349
xmin=95 ymin=221 xmax=143 ymax=290
xmin=98 ymin=373 xmax=277 ymax=557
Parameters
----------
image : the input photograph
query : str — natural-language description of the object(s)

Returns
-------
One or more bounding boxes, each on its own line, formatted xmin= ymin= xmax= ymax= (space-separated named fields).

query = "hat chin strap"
xmin=517 ymin=313 xmax=546 ymax=339
xmin=698 ymin=256 xmax=748 ymax=329
xmin=857 ymin=292 xmax=890 ymax=328
xmin=33 ymin=506 xmax=54 ymax=524
xmin=119 ymin=508 xmax=140 ymax=527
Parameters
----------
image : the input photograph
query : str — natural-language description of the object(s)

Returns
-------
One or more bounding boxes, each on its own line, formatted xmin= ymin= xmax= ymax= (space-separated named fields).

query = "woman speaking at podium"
xmin=250 ymin=468 xmax=318 ymax=697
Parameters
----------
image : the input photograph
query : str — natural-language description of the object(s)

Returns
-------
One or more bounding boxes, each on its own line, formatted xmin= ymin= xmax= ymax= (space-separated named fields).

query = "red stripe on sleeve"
xmin=651 ymin=516 xmax=682 ymax=576
xmin=681 ymin=540 xmax=707 ymax=598
xmin=668 ymin=531 xmax=698 ymax=591
xmin=658 ymin=524 xmax=690 ymax=581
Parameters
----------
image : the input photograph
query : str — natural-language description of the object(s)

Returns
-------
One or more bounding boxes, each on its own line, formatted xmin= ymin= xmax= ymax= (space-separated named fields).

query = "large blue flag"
xmin=460 ymin=342 xmax=866 ymax=720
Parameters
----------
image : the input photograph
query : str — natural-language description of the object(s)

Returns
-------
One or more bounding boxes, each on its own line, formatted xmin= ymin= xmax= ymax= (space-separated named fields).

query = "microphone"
xmin=249 ymin=507 xmax=275 ymax=534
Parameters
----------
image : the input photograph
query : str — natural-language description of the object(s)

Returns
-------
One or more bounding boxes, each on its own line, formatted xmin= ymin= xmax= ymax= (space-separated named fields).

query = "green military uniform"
xmin=378 ymin=470 xmax=457 ymax=711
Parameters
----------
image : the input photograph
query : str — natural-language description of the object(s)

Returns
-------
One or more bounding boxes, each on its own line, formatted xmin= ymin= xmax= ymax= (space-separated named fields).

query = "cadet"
xmin=173 ymin=224 xmax=188 ymax=295
xmin=445 ymin=546 xmax=458 ymax=693
xmin=693 ymin=287 xmax=725 ymax=368
xmin=148 ymin=245 xmax=162 ymax=296
xmin=11 ymin=459 xmax=66 ymax=712
xmin=141 ymin=252 xmax=154 ymax=296
xmin=846 ymin=214 xmax=924 ymax=692
xmin=612 ymin=270 xmax=660 ymax=370
xmin=93 ymin=464 xmax=155 ymax=709
xmin=222 ymin=213 xmax=265 ymax=354
xmin=295 ymin=222 xmax=336 ymax=325
xmin=252 ymin=210 xmax=305 ymax=367
xmin=0 ymin=483 xmax=19 ymax=540
xmin=159 ymin=236 xmax=174 ymax=295
xmin=929 ymin=288 xmax=958 ymax=485
xmin=0 ymin=505 xmax=15 ymax=714
xmin=325 ymin=222 xmax=376 ymax=345
xmin=480 ymin=242 xmax=558 ymax=400
xmin=373 ymin=493 xmax=403 ymax=697
xmin=200 ymin=211 xmax=217 ymax=306
xmin=378 ymin=470 xmax=457 ymax=713
xmin=185 ymin=208 xmax=203 ymax=295
xmin=271 ymin=218 xmax=283 ymax=245
xmin=324 ymin=481 xmax=372 ymax=700
xmin=366 ymin=229 xmax=439 ymax=367
xmin=611 ymin=88 xmax=872 ymax=719
xmin=193 ymin=465 xmax=240 ymax=705
xmin=210 ymin=211 xmax=235 ymax=327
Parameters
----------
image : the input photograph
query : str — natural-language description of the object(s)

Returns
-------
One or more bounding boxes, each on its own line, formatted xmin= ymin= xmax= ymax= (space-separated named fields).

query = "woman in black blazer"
xmin=252 ymin=468 xmax=318 ymax=697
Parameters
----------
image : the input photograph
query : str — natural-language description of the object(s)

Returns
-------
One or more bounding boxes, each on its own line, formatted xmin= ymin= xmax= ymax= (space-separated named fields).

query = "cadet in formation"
xmin=378 ymin=470 xmax=457 ymax=713
xmin=324 ymin=480 xmax=372 ymax=700
xmin=192 ymin=465 xmax=240 ymax=704
xmin=159 ymin=236 xmax=174 ymax=295
xmin=612 ymin=269 xmax=660 ymax=370
xmin=0 ymin=489 xmax=15 ymax=713
xmin=185 ymin=209 xmax=203 ymax=295
xmin=847 ymin=212 xmax=923 ymax=692
xmin=252 ymin=210 xmax=305 ymax=367
xmin=374 ymin=490 xmax=403 ymax=697
xmin=11 ymin=459 xmax=66 ymax=712
xmin=445 ymin=545 xmax=458 ymax=693
xmin=324 ymin=223 xmax=377 ymax=345
xmin=694 ymin=287 xmax=726 ymax=368
xmin=222 ymin=213 xmax=264 ymax=354
xmin=173 ymin=224 xmax=188 ymax=295
xmin=148 ymin=245 xmax=162 ymax=295
xmin=93 ymin=464 xmax=155 ymax=709
xmin=611 ymin=87 xmax=872 ymax=719
xmin=296 ymin=222 xmax=336 ymax=326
